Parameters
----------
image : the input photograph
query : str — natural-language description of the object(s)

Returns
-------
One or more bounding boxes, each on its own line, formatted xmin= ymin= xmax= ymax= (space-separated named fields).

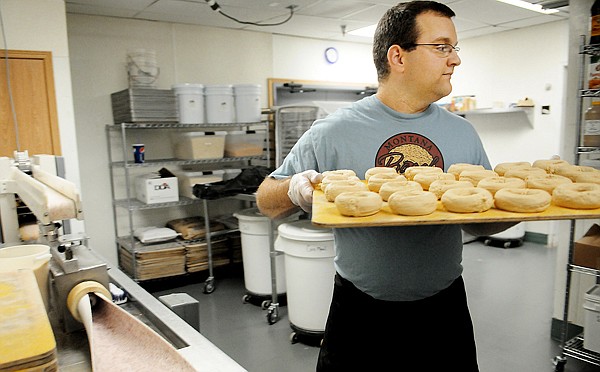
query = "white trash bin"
xmin=233 ymin=208 xmax=288 ymax=303
xmin=275 ymin=220 xmax=335 ymax=341
xmin=584 ymin=285 xmax=600 ymax=353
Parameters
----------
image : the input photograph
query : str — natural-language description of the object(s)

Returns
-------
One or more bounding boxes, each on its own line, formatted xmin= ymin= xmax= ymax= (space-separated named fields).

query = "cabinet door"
xmin=0 ymin=50 xmax=61 ymax=157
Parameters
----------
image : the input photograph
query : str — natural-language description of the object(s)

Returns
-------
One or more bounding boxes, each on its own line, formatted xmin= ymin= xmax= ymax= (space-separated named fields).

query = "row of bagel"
xmin=317 ymin=159 xmax=600 ymax=217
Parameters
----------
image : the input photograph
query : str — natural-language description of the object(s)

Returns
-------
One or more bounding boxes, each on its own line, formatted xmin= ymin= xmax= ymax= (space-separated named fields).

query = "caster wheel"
xmin=484 ymin=239 xmax=491 ymax=246
xmin=203 ymin=281 xmax=215 ymax=294
xmin=552 ymin=356 xmax=566 ymax=372
xmin=503 ymin=241 xmax=511 ymax=248
xmin=267 ymin=308 xmax=278 ymax=325
xmin=242 ymin=294 xmax=251 ymax=304
xmin=290 ymin=331 xmax=299 ymax=344
xmin=261 ymin=300 xmax=271 ymax=310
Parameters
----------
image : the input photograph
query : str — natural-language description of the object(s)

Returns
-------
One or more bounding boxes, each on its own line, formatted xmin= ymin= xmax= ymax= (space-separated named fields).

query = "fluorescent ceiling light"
xmin=495 ymin=0 xmax=559 ymax=14
xmin=348 ymin=24 xmax=376 ymax=38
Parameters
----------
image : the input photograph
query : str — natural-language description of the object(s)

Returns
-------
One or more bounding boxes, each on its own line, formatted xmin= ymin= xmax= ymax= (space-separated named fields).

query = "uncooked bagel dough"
xmin=526 ymin=174 xmax=572 ymax=194
xmin=477 ymin=176 xmax=526 ymax=196
xmin=388 ymin=189 xmax=438 ymax=216
xmin=494 ymin=188 xmax=551 ymax=213
xmin=441 ymin=187 xmax=493 ymax=213
xmin=324 ymin=180 xmax=368 ymax=202
xmin=429 ymin=179 xmax=474 ymax=200
xmin=403 ymin=166 xmax=442 ymax=181
xmin=365 ymin=167 xmax=397 ymax=180
xmin=378 ymin=180 xmax=423 ymax=201
xmin=552 ymin=183 xmax=600 ymax=209
xmin=334 ymin=191 xmax=383 ymax=217
xmin=493 ymin=161 xmax=531 ymax=176
xmin=447 ymin=163 xmax=485 ymax=180
xmin=459 ymin=169 xmax=498 ymax=187
xmin=413 ymin=172 xmax=455 ymax=190
xmin=367 ymin=173 xmax=406 ymax=192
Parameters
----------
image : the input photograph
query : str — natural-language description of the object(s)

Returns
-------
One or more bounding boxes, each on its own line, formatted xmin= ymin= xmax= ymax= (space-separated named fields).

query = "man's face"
xmin=402 ymin=12 xmax=461 ymax=102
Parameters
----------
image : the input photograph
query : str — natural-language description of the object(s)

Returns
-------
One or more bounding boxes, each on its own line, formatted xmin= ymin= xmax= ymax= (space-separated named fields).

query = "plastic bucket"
xmin=205 ymin=85 xmax=234 ymax=124
xmin=275 ymin=220 xmax=335 ymax=332
xmin=127 ymin=49 xmax=159 ymax=88
xmin=173 ymin=83 xmax=205 ymax=124
xmin=233 ymin=84 xmax=261 ymax=123
xmin=584 ymin=285 xmax=600 ymax=352
xmin=0 ymin=244 xmax=52 ymax=310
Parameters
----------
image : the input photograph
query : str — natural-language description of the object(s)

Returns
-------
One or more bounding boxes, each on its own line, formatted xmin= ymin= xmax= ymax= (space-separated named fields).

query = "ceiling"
xmin=64 ymin=0 xmax=570 ymax=44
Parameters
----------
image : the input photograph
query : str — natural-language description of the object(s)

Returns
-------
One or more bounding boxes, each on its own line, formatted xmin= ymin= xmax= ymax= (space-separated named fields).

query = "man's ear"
xmin=387 ymin=44 xmax=404 ymax=71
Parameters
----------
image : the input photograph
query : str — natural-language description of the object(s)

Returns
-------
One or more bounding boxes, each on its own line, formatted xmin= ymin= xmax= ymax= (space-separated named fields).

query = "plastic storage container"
xmin=173 ymin=83 xmax=204 ymax=124
xmin=275 ymin=220 xmax=335 ymax=333
xmin=233 ymin=84 xmax=261 ymax=123
xmin=172 ymin=131 xmax=226 ymax=160
xmin=224 ymin=130 xmax=265 ymax=157
xmin=233 ymin=208 xmax=287 ymax=296
xmin=205 ymin=85 xmax=234 ymax=124
xmin=0 ymin=244 xmax=52 ymax=310
xmin=176 ymin=170 xmax=224 ymax=198
xmin=584 ymin=285 xmax=600 ymax=353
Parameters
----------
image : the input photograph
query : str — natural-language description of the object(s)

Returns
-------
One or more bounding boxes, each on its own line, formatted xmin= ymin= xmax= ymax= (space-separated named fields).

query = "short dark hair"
xmin=373 ymin=1 xmax=455 ymax=81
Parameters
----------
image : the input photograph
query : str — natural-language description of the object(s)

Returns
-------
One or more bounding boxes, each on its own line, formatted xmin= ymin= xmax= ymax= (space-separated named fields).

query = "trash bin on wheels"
xmin=233 ymin=208 xmax=288 ymax=310
xmin=275 ymin=220 xmax=335 ymax=345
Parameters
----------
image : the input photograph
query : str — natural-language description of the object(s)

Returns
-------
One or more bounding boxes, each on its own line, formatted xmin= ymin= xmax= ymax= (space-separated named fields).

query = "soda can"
xmin=132 ymin=144 xmax=145 ymax=163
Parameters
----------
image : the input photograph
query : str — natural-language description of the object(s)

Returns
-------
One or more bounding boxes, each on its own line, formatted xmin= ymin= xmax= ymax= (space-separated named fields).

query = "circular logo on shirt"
xmin=375 ymin=132 xmax=444 ymax=174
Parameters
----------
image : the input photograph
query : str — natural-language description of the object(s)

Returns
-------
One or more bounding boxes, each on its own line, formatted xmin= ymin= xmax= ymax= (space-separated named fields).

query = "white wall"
xmin=0 ymin=0 xmax=84 ymax=235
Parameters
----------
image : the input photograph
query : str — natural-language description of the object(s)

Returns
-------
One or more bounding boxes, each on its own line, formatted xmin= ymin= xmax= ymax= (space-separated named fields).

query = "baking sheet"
xmin=311 ymin=190 xmax=600 ymax=228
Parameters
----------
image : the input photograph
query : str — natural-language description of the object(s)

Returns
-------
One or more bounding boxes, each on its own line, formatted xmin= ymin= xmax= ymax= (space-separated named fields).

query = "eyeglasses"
xmin=413 ymin=43 xmax=460 ymax=57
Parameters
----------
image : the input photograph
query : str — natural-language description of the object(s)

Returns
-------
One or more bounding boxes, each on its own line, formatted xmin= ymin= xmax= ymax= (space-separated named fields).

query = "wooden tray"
xmin=311 ymin=190 xmax=600 ymax=228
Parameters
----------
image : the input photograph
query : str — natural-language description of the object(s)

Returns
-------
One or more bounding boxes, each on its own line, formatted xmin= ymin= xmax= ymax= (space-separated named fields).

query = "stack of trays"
xmin=118 ymin=238 xmax=186 ymax=281
xmin=183 ymin=237 xmax=231 ymax=273
xmin=111 ymin=88 xmax=178 ymax=124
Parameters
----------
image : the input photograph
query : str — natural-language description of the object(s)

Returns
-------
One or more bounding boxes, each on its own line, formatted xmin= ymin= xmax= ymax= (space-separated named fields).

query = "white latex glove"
xmin=287 ymin=170 xmax=323 ymax=213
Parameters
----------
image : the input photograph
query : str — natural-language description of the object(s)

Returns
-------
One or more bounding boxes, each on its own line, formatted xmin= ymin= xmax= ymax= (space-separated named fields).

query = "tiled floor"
xmin=149 ymin=240 xmax=600 ymax=372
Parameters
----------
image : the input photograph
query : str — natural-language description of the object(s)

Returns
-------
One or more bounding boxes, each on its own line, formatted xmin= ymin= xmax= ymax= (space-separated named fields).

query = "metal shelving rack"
xmin=554 ymin=37 xmax=600 ymax=372
xmin=106 ymin=121 xmax=269 ymax=288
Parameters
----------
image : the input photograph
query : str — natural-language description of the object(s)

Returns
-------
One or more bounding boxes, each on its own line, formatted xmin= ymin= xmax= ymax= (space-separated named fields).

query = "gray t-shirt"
xmin=272 ymin=95 xmax=491 ymax=301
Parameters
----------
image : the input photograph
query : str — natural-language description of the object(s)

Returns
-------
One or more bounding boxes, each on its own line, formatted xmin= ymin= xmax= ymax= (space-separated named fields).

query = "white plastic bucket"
xmin=233 ymin=84 xmax=261 ymax=123
xmin=173 ymin=83 xmax=205 ymax=124
xmin=275 ymin=220 xmax=335 ymax=332
xmin=584 ymin=285 xmax=600 ymax=352
xmin=233 ymin=208 xmax=286 ymax=296
xmin=127 ymin=49 xmax=159 ymax=88
xmin=205 ymin=85 xmax=234 ymax=124
xmin=0 ymin=244 xmax=52 ymax=310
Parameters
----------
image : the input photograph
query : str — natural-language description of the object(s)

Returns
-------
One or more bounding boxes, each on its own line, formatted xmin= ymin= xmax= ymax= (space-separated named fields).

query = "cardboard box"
xmin=574 ymin=224 xmax=600 ymax=269
xmin=136 ymin=170 xmax=179 ymax=204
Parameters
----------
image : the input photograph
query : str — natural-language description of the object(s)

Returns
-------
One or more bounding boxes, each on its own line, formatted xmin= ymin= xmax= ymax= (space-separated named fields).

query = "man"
xmin=257 ymin=1 xmax=513 ymax=370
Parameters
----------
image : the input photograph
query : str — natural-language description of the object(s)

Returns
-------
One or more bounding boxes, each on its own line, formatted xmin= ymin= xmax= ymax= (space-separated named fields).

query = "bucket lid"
xmin=277 ymin=220 xmax=333 ymax=241
xmin=205 ymin=84 xmax=233 ymax=94
xmin=233 ymin=207 xmax=269 ymax=221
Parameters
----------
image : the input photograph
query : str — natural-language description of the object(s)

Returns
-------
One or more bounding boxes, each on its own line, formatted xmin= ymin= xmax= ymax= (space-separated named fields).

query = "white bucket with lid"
xmin=205 ymin=85 xmax=234 ymax=124
xmin=584 ymin=284 xmax=600 ymax=353
xmin=233 ymin=84 xmax=261 ymax=123
xmin=275 ymin=220 xmax=335 ymax=332
xmin=0 ymin=244 xmax=52 ymax=310
xmin=233 ymin=208 xmax=287 ymax=296
xmin=173 ymin=83 xmax=205 ymax=124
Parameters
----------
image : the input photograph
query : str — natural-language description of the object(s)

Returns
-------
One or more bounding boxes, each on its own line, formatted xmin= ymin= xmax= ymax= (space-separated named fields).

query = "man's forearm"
xmin=256 ymin=177 xmax=301 ymax=219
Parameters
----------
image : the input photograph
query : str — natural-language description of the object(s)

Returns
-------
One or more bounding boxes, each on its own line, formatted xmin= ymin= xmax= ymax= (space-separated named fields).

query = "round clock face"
xmin=325 ymin=47 xmax=338 ymax=64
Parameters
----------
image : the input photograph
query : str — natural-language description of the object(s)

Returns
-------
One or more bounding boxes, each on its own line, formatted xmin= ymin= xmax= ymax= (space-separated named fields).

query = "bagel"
xmin=459 ymin=169 xmax=499 ymax=187
xmin=322 ymin=169 xmax=356 ymax=178
xmin=552 ymin=183 xmax=600 ymax=209
xmin=575 ymin=172 xmax=600 ymax=184
xmin=365 ymin=167 xmax=397 ymax=180
xmin=403 ymin=166 xmax=442 ymax=181
xmin=320 ymin=175 xmax=360 ymax=192
xmin=503 ymin=167 xmax=547 ymax=180
xmin=334 ymin=191 xmax=382 ymax=217
xmin=493 ymin=161 xmax=532 ymax=176
xmin=413 ymin=172 xmax=455 ymax=190
xmin=388 ymin=189 xmax=438 ymax=216
xmin=367 ymin=173 xmax=406 ymax=192
xmin=429 ymin=179 xmax=474 ymax=200
xmin=552 ymin=165 xmax=599 ymax=181
xmin=441 ymin=187 xmax=493 ymax=213
xmin=378 ymin=180 xmax=423 ymax=201
xmin=532 ymin=159 xmax=570 ymax=173
xmin=324 ymin=180 xmax=368 ymax=202
xmin=526 ymin=174 xmax=572 ymax=194
xmin=477 ymin=176 xmax=526 ymax=196
xmin=447 ymin=163 xmax=485 ymax=180
xmin=494 ymin=188 xmax=551 ymax=213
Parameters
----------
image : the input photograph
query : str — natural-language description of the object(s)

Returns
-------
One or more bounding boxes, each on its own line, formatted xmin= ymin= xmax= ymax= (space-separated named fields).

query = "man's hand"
xmin=287 ymin=170 xmax=323 ymax=213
